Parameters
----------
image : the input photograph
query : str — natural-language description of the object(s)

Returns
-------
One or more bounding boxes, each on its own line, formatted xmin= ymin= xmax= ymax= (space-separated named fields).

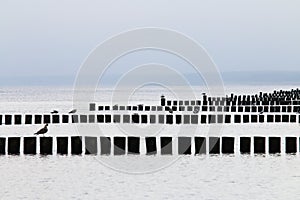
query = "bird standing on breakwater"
xmin=51 ymin=110 xmax=59 ymax=114
xmin=69 ymin=109 xmax=77 ymax=114
xmin=34 ymin=124 xmax=48 ymax=136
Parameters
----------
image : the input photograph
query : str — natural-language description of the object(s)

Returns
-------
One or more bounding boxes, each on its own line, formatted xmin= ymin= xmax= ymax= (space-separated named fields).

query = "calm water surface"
xmin=0 ymin=86 xmax=300 ymax=199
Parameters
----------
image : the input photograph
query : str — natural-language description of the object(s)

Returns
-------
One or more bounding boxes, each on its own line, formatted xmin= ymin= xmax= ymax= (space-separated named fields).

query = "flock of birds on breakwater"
xmin=34 ymin=109 xmax=77 ymax=136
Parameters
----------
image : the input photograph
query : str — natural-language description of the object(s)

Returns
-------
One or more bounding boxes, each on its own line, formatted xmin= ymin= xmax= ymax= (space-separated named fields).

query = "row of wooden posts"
xmin=0 ymin=114 xmax=299 ymax=125
xmin=93 ymin=104 xmax=300 ymax=112
xmin=0 ymin=136 xmax=298 ymax=156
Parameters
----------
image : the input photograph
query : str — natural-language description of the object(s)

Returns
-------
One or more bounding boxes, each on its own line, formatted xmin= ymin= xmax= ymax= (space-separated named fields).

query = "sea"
xmin=0 ymin=85 xmax=300 ymax=200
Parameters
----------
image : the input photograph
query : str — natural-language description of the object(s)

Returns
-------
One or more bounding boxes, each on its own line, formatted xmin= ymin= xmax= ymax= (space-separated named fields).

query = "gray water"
xmin=0 ymin=86 xmax=300 ymax=200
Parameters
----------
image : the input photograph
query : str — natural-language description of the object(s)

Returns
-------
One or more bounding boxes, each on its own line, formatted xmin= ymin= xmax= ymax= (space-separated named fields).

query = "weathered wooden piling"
xmin=35 ymin=115 xmax=42 ymax=124
xmin=268 ymin=137 xmax=281 ymax=154
xmin=195 ymin=137 xmax=206 ymax=155
xmin=275 ymin=115 xmax=281 ymax=123
xmin=290 ymin=115 xmax=296 ymax=123
xmin=89 ymin=103 xmax=96 ymax=111
xmin=267 ymin=115 xmax=274 ymax=123
xmin=114 ymin=137 xmax=126 ymax=155
xmin=52 ymin=115 xmax=60 ymax=123
xmin=178 ymin=137 xmax=191 ymax=155
xmin=240 ymin=137 xmax=251 ymax=154
xmin=100 ymin=137 xmax=111 ymax=155
xmin=201 ymin=115 xmax=207 ymax=124
xmin=132 ymin=114 xmax=139 ymax=123
xmin=209 ymin=137 xmax=220 ymax=154
xmin=25 ymin=115 xmax=32 ymax=124
xmin=208 ymin=115 xmax=216 ymax=124
xmin=160 ymin=137 xmax=172 ymax=155
xmin=286 ymin=137 xmax=297 ymax=154
xmin=97 ymin=115 xmax=104 ymax=123
xmin=113 ymin=115 xmax=120 ymax=123
xmin=183 ymin=115 xmax=190 ymax=124
xmin=80 ymin=115 xmax=87 ymax=123
xmin=123 ymin=115 xmax=130 ymax=123
xmin=222 ymin=137 xmax=234 ymax=154
xmin=23 ymin=137 xmax=36 ymax=155
xmin=89 ymin=115 xmax=95 ymax=123
xmin=150 ymin=115 xmax=156 ymax=124
xmin=5 ymin=115 xmax=12 ymax=125
xmin=71 ymin=115 xmax=78 ymax=123
xmin=141 ymin=115 xmax=147 ymax=124
xmin=225 ymin=115 xmax=231 ymax=123
xmin=145 ymin=137 xmax=157 ymax=155
xmin=259 ymin=115 xmax=264 ymax=123
xmin=8 ymin=137 xmax=20 ymax=155
xmin=14 ymin=115 xmax=22 ymax=125
xmin=71 ymin=136 xmax=82 ymax=155
xmin=85 ymin=136 xmax=97 ymax=155
xmin=105 ymin=115 xmax=111 ymax=123
xmin=243 ymin=115 xmax=249 ymax=123
xmin=62 ymin=115 xmax=69 ymax=123
xmin=158 ymin=115 xmax=164 ymax=124
xmin=191 ymin=115 xmax=198 ymax=124
xmin=234 ymin=115 xmax=241 ymax=123
xmin=44 ymin=115 xmax=51 ymax=124
xmin=128 ymin=137 xmax=140 ymax=154
xmin=282 ymin=115 xmax=289 ymax=123
xmin=57 ymin=137 xmax=68 ymax=155
xmin=217 ymin=115 xmax=223 ymax=124
xmin=0 ymin=137 xmax=5 ymax=155
xmin=251 ymin=115 xmax=258 ymax=123
xmin=166 ymin=115 xmax=173 ymax=124
xmin=254 ymin=137 xmax=266 ymax=154
xmin=40 ymin=137 xmax=53 ymax=155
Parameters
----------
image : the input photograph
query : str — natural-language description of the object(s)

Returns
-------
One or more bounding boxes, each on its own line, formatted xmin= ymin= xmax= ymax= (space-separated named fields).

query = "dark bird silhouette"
xmin=34 ymin=124 xmax=48 ymax=136
xmin=169 ymin=109 xmax=173 ymax=114
xmin=69 ymin=109 xmax=77 ymax=114
xmin=51 ymin=110 xmax=59 ymax=114
xmin=259 ymin=111 xmax=264 ymax=115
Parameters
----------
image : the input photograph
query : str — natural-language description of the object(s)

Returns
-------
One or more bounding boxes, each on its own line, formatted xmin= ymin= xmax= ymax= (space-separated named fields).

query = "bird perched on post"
xmin=34 ymin=124 xmax=48 ymax=136
xmin=69 ymin=109 xmax=77 ymax=114
xmin=51 ymin=110 xmax=59 ymax=114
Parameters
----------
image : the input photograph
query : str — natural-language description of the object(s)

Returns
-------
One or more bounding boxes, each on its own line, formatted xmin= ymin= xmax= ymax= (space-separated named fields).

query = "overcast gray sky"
xmin=0 ymin=0 xmax=299 ymax=85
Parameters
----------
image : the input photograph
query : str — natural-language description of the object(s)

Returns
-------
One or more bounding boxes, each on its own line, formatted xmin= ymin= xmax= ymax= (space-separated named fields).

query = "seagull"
xmin=169 ymin=109 xmax=173 ymax=114
xmin=259 ymin=111 xmax=264 ymax=115
xmin=69 ymin=109 xmax=77 ymax=114
xmin=51 ymin=110 xmax=59 ymax=114
xmin=34 ymin=124 xmax=48 ymax=136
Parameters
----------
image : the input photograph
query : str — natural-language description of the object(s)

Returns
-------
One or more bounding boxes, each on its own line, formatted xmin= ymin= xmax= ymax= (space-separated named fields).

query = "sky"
xmin=0 ymin=0 xmax=300 ymax=85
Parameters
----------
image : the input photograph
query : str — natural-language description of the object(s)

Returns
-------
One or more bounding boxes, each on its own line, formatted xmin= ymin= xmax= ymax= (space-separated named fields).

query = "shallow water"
xmin=0 ymin=85 xmax=300 ymax=199
xmin=1 ymin=155 xmax=300 ymax=200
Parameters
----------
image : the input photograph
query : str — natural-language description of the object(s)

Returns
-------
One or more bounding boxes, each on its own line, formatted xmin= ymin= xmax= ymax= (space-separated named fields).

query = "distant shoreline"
xmin=0 ymin=70 xmax=299 ymax=87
